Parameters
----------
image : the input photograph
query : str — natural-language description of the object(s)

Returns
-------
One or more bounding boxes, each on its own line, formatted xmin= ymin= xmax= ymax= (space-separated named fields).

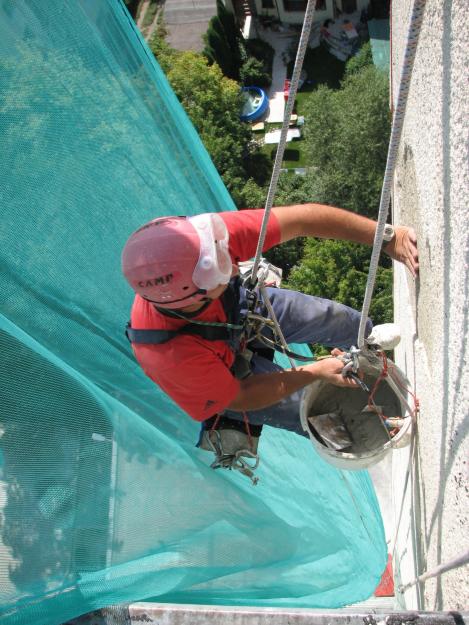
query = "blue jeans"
xmin=223 ymin=287 xmax=372 ymax=436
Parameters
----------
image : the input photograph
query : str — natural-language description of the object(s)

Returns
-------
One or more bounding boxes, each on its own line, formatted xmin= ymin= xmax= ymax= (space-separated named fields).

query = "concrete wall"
xmin=391 ymin=0 xmax=468 ymax=611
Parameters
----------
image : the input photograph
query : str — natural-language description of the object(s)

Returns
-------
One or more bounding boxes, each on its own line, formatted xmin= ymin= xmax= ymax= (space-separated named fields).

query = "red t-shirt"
xmin=130 ymin=209 xmax=281 ymax=421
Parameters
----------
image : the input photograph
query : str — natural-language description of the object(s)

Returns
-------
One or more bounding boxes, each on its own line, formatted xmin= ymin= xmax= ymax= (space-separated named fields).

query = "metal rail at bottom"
xmin=64 ymin=603 xmax=467 ymax=625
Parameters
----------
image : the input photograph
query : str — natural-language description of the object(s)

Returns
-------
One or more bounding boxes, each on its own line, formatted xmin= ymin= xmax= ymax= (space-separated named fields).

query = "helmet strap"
xmin=155 ymin=300 xmax=212 ymax=319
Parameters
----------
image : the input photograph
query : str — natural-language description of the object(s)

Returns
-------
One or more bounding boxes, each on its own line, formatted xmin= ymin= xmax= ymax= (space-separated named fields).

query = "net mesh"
xmin=0 ymin=2 xmax=387 ymax=623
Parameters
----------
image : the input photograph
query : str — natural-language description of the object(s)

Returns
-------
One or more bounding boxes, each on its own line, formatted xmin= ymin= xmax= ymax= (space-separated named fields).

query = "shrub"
xmin=245 ymin=38 xmax=275 ymax=75
xmin=240 ymin=57 xmax=271 ymax=87
xmin=203 ymin=17 xmax=237 ymax=79
xmin=344 ymin=41 xmax=373 ymax=78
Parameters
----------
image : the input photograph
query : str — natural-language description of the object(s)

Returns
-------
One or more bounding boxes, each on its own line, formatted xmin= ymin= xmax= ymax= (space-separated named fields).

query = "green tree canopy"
xmin=149 ymin=34 xmax=393 ymax=322
xmin=214 ymin=0 xmax=241 ymax=68
xmin=285 ymin=238 xmax=393 ymax=325
xmin=239 ymin=56 xmax=271 ymax=88
xmin=344 ymin=41 xmax=373 ymax=79
xmin=150 ymin=43 xmax=256 ymax=205
xmin=302 ymin=64 xmax=390 ymax=217
xmin=203 ymin=1 xmax=241 ymax=80
xmin=204 ymin=17 xmax=236 ymax=78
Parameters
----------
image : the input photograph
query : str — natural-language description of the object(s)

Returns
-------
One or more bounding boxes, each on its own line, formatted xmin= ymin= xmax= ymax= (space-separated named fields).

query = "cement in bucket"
xmin=299 ymin=355 xmax=413 ymax=470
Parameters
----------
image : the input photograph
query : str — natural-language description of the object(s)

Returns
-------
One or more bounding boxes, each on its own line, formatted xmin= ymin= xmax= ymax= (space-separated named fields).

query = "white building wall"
xmin=278 ymin=1 xmax=333 ymax=24
xmin=391 ymin=0 xmax=468 ymax=610
xmin=236 ymin=0 xmax=369 ymax=25
xmin=253 ymin=0 xmax=333 ymax=24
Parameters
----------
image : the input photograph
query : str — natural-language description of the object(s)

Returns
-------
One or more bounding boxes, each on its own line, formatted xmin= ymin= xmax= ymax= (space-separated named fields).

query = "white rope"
xmin=339 ymin=470 xmax=383 ymax=558
xmin=357 ymin=0 xmax=426 ymax=348
xmin=250 ymin=0 xmax=318 ymax=284
xmin=398 ymin=550 xmax=469 ymax=593
xmin=391 ymin=426 xmax=417 ymax=564
xmin=259 ymin=285 xmax=297 ymax=369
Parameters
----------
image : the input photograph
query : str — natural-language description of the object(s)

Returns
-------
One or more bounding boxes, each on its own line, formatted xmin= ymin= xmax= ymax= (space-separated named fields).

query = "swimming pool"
xmin=240 ymin=86 xmax=269 ymax=122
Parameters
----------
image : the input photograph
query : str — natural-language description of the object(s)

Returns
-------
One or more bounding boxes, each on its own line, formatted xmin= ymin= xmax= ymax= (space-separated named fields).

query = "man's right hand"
xmin=383 ymin=226 xmax=419 ymax=277
xmin=309 ymin=356 xmax=362 ymax=388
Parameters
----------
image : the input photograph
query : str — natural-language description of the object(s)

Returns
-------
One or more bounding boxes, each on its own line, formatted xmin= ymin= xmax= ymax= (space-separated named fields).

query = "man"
xmin=122 ymin=204 xmax=418 ymax=436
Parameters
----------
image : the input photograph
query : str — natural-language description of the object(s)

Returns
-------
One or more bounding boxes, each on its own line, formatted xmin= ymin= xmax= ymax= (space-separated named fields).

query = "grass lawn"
xmin=292 ymin=46 xmax=345 ymax=117
xmin=246 ymin=38 xmax=275 ymax=78
xmin=258 ymin=121 xmax=306 ymax=168
xmin=260 ymin=140 xmax=307 ymax=169
xmin=254 ymin=44 xmax=346 ymax=172
xmin=288 ymin=43 xmax=346 ymax=91
xmin=269 ymin=44 xmax=346 ymax=168
xmin=256 ymin=121 xmax=307 ymax=169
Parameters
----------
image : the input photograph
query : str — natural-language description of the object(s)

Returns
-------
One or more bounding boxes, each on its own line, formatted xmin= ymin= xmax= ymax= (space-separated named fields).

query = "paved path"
xmin=259 ymin=23 xmax=321 ymax=123
xmin=145 ymin=6 xmax=162 ymax=41
xmin=136 ymin=0 xmax=150 ymax=30
xmin=163 ymin=0 xmax=217 ymax=52
xmin=258 ymin=27 xmax=294 ymax=123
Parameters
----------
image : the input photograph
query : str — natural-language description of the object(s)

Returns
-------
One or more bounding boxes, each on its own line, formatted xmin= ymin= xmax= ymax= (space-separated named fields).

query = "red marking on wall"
xmin=375 ymin=554 xmax=395 ymax=597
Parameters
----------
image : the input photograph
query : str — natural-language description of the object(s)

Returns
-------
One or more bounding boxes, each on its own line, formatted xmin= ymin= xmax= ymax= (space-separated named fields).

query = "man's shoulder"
xmin=219 ymin=208 xmax=264 ymax=231
xmin=219 ymin=209 xmax=280 ymax=262
xmin=131 ymin=295 xmax=179 ymax=330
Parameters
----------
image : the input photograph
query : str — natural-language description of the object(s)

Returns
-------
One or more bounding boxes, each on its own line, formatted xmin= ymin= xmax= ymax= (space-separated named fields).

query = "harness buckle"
xmin=198 ymin=417 xmax=262 ymax=486
xmin=231 ymin=349 xmax=254 ymax=380
xmin=238 ymin=257 xmax=283 ymax=290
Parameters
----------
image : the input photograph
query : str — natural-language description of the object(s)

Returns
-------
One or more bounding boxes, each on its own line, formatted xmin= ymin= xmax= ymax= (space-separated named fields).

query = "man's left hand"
xmin=384 ymin=226 xmax=419 ymax=277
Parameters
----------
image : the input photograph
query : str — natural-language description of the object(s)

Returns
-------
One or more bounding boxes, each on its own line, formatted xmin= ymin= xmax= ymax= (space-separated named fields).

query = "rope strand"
xmin=398 ymin=550 xmax=469 ymax=593
xmin=250 ymin=0 xmax=318 ymax=284
xmin=357 ymin=0 xmax=426 ymax=347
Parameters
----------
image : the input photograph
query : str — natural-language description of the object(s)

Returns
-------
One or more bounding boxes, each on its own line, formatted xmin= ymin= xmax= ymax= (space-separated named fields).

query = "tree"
xmin=149 ymin=22 xmax=174 ymax=74
xmin=301 ymin=64 xmax=390 ymax=217
xmin=124 ymin=0 xmax=140 ymax=18
xmin=203 ymin=1 xmax=242 ymax=80
xmin=150 ymin=47 xmax=254 ymax=205
xmin=285 ymin=238 xmax=393 ymax=325
xmin=241 ymin=173 xmax=325 ymax=278
xmin=239 ymin=56 xmax=271 ymax=88
xmin=204 ymin=16 xmax=237 ymax=79
xmin=344 ymin=41 xmax=373 ymax=79
xmin=215 ymin=0 xmax=241 ymax=66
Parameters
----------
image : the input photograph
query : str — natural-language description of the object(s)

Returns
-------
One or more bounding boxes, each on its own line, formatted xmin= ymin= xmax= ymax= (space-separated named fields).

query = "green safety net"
xmin=0 ymin=2 xmax=387 ymax=624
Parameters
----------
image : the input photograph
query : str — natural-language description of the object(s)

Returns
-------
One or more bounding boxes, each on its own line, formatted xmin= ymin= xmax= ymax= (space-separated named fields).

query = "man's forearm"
xmin=272 ymin=203 xmax=377 ymax=245
xmin=227 ymin=366 xmax=321 ymax=412
xmin=271 ymin=203 xmax=419 ymax=276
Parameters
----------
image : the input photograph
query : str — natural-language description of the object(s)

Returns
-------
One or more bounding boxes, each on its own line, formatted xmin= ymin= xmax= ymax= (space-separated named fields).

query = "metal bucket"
xmin=299 ymin=355 xmax=414 ymax=470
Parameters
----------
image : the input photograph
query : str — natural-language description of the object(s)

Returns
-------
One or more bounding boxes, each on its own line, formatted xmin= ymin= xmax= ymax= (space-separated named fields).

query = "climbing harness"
xmin=126 ymin=263 xmax=312 ymax=364
xmin=126 ymin=261 xmax=311 ymax=485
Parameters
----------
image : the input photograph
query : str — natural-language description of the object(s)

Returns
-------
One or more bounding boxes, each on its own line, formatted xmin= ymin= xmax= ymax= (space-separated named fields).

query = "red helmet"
xmin=121 ymin=214 xmax=233 ymax=309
